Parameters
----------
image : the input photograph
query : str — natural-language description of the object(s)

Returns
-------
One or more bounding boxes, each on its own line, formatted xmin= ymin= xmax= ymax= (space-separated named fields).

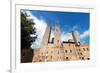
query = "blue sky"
xmin=31 ymin=10 xmax=89 ymax=31
xmin=22 ymin=10 xmax=90 ymax=48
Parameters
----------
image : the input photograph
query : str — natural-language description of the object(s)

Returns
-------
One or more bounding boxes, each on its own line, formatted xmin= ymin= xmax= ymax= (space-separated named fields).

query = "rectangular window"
xmin=66 ymin=57 xmax=68 ymax=60
xmin=78 ymin=52 xmax=80 ymax=55
xmin=58 ymin=51 xmax=59 ymax=54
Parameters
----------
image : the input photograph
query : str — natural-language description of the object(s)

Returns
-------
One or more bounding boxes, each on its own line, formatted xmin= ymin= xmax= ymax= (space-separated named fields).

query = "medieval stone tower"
xmin=41 ymin=25 xmax=51 ymax=48
xmin=54 ymin=24 xmax=61 ymax=46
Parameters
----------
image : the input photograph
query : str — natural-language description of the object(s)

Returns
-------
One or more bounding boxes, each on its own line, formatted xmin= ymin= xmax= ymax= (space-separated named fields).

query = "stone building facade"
xmin=32 ymin=24 xmax=90 ymax=62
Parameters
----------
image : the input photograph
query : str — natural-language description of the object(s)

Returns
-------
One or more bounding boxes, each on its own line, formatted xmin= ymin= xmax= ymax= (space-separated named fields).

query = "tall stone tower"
xmin=41 ymin=25 xmax=51 ymax=48
xmin=54 ymin=24 xmax=61 ymax=46
xmin=72 ymin=31 xmax=80 ymax=45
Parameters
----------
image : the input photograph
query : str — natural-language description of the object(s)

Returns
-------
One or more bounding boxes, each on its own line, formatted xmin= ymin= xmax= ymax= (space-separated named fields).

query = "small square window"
xmin=83 ymin=48 xmax=85 ymax=51
xmin=79 ymin=49 xmax=81 ymax=51
xmin=82 ymin=57 xmax=84 ymax=60
xmin=51 ymin=56 xmax=52 ymax=59
xmin=65 ymin=50 xmax=67 ymax=53
xmin=46 ymin=56 xmax=48 ymax=59
xmin=87 ymin=58 xmax=90 ymax=60
xmin=70 ymin=50 xmax=72 ymax=53
xmin=87 ymin=48 xmax=89 ymax=51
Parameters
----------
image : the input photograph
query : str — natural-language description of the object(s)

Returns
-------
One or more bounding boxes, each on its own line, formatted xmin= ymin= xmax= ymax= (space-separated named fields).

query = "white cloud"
xmin=22 ymin=10 xmax=47 ymax=49
xmin=61 ymin=32 xmax=73 ymax=42
xmin=80 ymin=30 xmax=89 ymax=39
